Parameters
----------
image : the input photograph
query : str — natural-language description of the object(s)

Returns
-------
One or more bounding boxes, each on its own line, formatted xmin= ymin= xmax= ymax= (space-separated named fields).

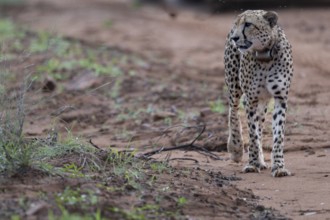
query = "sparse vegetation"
xmin=0 ymin=72 xmax=33 ymax=174
xmin=0 ymin=19 xmax=24 ymax=42
xmin=29 ymin=31 xmax=52 ymax=53
xmin=210 ymin=98 xmax=226 ymax=114
xmin=55 ymin=187 xmax=98 ymax=207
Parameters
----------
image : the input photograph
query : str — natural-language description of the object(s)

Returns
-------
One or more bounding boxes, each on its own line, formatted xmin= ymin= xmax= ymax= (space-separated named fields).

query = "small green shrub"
xmin=210 ymin=98 xmax=226 ymax=114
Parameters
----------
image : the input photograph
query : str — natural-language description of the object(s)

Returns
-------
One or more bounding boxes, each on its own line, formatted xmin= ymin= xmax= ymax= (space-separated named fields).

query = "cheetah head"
xmin=230 ymin=10 xmax=278 ymax=53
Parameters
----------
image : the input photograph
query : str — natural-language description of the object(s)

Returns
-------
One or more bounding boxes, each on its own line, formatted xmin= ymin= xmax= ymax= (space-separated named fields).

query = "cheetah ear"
xmin=263 ymin=11 xmax=278 ymax=28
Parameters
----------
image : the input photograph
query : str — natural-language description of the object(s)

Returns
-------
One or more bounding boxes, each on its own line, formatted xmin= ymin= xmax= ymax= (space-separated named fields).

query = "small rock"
xmin=26 ymin=201 xmax=49 ymax=216
xmin=42 ymin=77 xmax=56 ymax=92
xmin=200 ymin=107 xmax=212 ymax=117
xmin=152 ymin=110 xmax=176 ymax=121
xmin=255 ymin=205 xmax=265 ymax=212
xmin=65 ymin=70 xmax=101 ymax=91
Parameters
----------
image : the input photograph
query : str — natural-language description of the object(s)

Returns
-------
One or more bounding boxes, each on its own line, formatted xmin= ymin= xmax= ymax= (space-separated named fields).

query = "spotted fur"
xmin=224 ymin=10 xmax=293 ymax=177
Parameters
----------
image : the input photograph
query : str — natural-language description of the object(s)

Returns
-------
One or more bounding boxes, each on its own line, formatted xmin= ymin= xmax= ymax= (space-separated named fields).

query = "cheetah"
xmin=224 ymin=10 xmax=293 ymax=177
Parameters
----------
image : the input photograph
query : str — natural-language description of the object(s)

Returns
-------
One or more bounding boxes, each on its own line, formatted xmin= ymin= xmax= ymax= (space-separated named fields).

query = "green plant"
xmin=110 ymin=78 xmax=122 ymax=98
xmin=163 ymin=117 xmax=172 ymax=126
xmin=94 ymin=209 xmax=103 ymax=220
xmin=35 ymin=132 xmax=103 ymax=175
xmin=0 ymin=76 xmax=101 ymax=175
xmin=52 ymin=37 xmax=71 ymax=56
xmin=10 ymin=215 xmax=20 ymax=220
xmin=110 ymin=207 xmax=146 ymax=220
xmin=55 ymin=187 xmax=98 ymax=207
xmin=177 ymin=109 xmax=188 ymax=124
xmin=147 ymin=174 xmax=157 ymax=186
xmin=64 ymin=42 xmax=83 ymax=58
xmin=210 ymin=98 xmax=226 ymax=114
xmin=110 ymin=203 xmax=179 ymax=220
xmin=12 ymin=40 xmax=24 ymax=51
xmin=36 ymin=58 xmax=74 ymax=80
xmin=49 ymin=207 xmax=104 ymax=220
xmin=115 ymin=108 xmax=144 ymax=124
xmin=36 ymin=131 xmax=94 ymax=158
xmin=60 ymin=163 xmax=85 ymax=178
xmin=177 ymin=197 xmax=187 ymax=206
xmin=37 ymin=58 xmax=60 ymax=73
xmin=0 ymin=19 xmax=24 ymax=42
xmin=29 ymin=31 xmax=51 ymax=53
xmin=105 ymin=149 xmax=144 ymax=190
xmin=150 ymin=162 xmax=169 ymax=173
xmin=0 ymin=76 xmax=36 ymax=174
xmin=0 ymin=141 xmax=33 ymax=173
xmin=78 ymin=58 xmax=123 ymax=77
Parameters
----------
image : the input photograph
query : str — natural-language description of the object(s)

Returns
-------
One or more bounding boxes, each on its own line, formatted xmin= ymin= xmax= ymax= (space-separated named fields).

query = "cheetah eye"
xmin=245 ymin=22 xmax=252 ymax=27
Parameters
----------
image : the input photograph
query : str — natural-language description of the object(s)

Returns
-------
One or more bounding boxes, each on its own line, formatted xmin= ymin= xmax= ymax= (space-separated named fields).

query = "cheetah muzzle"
xmin=224 ymin=10 xmax=293 ymax=177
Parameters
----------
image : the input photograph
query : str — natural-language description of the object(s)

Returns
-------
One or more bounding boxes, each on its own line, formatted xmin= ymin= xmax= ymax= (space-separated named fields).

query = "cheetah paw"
xmin=242 ymin=164 xmax=260 ymax=173
xmin=259 ymin=162 xmax=269 ymax=170
xmin=271 ymin=167 xmax=291 ymax=177
xmin=230 ymin=152 xmax=243 ymax=163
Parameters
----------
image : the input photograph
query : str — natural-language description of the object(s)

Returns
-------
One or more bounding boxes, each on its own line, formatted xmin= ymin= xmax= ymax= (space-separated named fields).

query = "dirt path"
xmin=4 ymin=0 xmax=330 ymax=219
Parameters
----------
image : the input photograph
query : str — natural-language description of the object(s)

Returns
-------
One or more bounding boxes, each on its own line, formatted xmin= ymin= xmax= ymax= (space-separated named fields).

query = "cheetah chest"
xmin=239 ymin=59 xmax=274 ymax=101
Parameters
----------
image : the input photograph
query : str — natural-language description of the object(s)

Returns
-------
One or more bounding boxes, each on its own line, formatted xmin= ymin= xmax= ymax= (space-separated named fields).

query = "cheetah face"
xmin=230 ymin=10 xmax=278 ymax=53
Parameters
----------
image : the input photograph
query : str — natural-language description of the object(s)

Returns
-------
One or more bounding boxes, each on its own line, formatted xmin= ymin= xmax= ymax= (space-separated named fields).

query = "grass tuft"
xmin=210 ymin=98 xmax=226 ymax=114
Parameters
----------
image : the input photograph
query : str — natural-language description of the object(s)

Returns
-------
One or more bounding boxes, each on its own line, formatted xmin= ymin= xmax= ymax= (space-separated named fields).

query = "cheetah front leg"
xmin=256 ymin=101 xmax=269 ymax=169
xmin=271 ymin=97 xmax=291 ymax=177
xmin=224 ymin=41 xmax=244 ymax=162
xmin=227 ymin=92 xmax=244 ymax=162
xmin=243 ymin=100 xmax=267 ymax=173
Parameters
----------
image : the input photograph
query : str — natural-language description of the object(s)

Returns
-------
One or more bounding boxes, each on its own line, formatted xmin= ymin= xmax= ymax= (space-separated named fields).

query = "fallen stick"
xmin=89 ymin=139 xmax=102 ymax=150
xmin=139 ymin=124 xmax=223 ymax=161
xmin=169 ymin=157 xmax=199 ymax=163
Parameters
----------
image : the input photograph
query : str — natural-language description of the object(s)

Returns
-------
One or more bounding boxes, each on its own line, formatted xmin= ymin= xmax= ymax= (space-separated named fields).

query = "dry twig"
xmin=89 ymin=139 xmax=102 ymax=150
xmin=169 ymin=157 xmax=199 ymax=163
xmin=140 ymin=124 xmax=223 ymax=161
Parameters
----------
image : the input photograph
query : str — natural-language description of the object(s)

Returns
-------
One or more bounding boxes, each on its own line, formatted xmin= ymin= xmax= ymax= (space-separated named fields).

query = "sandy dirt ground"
xmin=3 ymin=0 xmax=330 ymax=219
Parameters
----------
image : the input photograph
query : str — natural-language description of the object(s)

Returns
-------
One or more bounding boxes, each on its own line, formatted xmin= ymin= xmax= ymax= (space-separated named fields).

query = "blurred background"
xmin=1 ymin=0 xmax=330 ymax=69
xmin=141 ymin=0 xmax=330 ymax=12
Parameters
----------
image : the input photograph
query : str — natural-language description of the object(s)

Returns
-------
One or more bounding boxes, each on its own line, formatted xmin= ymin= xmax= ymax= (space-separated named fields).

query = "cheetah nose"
xmin=231 ymin=36 xmax=239 ymax=42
